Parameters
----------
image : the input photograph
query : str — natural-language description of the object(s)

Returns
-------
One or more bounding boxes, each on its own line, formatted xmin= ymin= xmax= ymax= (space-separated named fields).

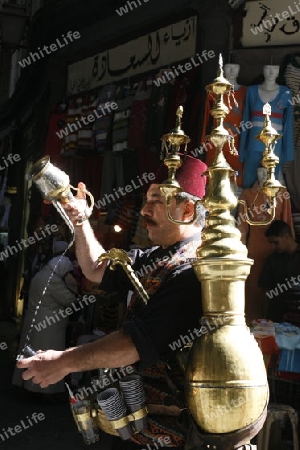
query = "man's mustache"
xmin=142 ymin=216 xmax=157 ymax=227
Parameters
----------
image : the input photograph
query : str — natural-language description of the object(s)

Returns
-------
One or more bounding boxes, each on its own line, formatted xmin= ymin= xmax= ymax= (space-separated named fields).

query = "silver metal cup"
xmin=26 ymin=155 xmax=94 ymax=228
xmin=26 ymin=155 xmax=74 ymax=202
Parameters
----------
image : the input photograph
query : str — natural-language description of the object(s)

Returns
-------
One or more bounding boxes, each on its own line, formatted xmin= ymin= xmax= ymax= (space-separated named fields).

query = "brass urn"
xmin=183 ymin=56 xmax=269 ymax=435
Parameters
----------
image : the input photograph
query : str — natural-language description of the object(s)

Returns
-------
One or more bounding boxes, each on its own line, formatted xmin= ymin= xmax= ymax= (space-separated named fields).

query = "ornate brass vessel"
xmin=160 ymin=56 xmax=269 ymax=440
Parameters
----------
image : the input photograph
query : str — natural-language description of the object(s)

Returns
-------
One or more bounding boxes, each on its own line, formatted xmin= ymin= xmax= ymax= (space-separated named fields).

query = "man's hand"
xmin=17 ymin=350 xmax=69 ymax=388
xmin=44 ymin=182 xmax=88 ymax=225
xmin=62 ymin=182 xmax=89 ymax=225
xmin=16 ymin=331 xmax=140 ymax=390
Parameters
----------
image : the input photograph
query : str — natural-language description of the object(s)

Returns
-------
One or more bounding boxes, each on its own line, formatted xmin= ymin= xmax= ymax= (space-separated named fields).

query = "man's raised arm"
xmin=62 ymin=182 xmax=107 ymax=282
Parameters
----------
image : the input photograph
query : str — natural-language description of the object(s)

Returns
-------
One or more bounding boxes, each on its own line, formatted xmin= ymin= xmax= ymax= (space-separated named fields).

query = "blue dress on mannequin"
xmin=239 ymin=85 xmax=294 ymax=188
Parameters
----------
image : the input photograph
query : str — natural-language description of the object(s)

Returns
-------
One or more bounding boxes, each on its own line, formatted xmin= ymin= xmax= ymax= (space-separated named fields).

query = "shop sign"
xmin=241 ymin=0 xmax=300 ymax=47
xmin=67 ymin=16 xmax=197 ymax=95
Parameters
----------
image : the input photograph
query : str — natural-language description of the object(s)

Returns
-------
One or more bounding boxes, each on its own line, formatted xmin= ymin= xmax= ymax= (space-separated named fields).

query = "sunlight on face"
xmin=140 ymin=185 xmax=184 ymax=247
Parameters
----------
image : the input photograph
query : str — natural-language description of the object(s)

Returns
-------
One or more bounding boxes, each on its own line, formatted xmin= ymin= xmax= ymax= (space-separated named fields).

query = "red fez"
xmin=154 ymin=155 xmax=207 ymax=198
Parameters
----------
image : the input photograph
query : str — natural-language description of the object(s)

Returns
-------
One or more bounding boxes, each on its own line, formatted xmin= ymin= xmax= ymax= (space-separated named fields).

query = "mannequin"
xmin=258 ymin=65 xmax=280 ymax=102
xmin=201 ymin=63 xmax=246 ymax=186
xmin=224 ymin=63 xmax=241 ymax=90
xmin=257 ymin=166 xmax=267 ymax=184
xmin=239 ymin=65 xmax=294 ymax=188
xmin=237 ymin=167 xmax=295 ymax=324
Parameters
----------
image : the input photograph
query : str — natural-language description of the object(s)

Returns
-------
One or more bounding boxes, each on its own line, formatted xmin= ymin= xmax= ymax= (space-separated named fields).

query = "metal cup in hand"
xmin=26 ymin=155 xmax=94 ymax=226
xmin=16 ymin=345 xmax=37 ymax=361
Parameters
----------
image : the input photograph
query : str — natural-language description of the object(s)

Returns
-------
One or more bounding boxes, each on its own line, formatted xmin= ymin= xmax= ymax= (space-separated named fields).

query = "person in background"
xmin=12 ymin=240 xmax=78 ymax=399
xmin=258 ymin=220 xmax=300 ymax=322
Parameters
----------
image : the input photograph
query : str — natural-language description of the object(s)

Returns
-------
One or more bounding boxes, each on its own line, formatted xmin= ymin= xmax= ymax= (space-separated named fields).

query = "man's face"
xmin=268 ymin=234 xmax=289 ymax=253
xmin=140 ymin=184 xmax=186 ymax=247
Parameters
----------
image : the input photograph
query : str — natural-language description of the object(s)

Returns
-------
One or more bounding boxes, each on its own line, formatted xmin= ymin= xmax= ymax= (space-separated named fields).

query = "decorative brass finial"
xmin=238 ymin=103 xmax=285 ymax=225
xmin=175 ymin=105 xmax=184 ymax=132
xmin=204 ymin=54 xmax=237 ymax=161
xmin=161 ymin=105 xmax=190 ymax=150
xmin=255 ymin=103 xmax=281 ymax=145
xmin=159 ymin=105 xmax=188 ymax=204
xmin=159 ymin=106 xmax=202 ymax=225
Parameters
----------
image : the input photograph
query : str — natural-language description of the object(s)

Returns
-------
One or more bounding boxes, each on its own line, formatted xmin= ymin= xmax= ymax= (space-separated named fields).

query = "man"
xmin=17 ymin=156 xmax=207 ymax=448
xmin=258 ymin=220 xmax=300 ymax=322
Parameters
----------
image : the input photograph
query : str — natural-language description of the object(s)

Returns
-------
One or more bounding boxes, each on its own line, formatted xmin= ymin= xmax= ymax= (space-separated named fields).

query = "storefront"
xmin=1 ymin=0 xmax=300 ymax=324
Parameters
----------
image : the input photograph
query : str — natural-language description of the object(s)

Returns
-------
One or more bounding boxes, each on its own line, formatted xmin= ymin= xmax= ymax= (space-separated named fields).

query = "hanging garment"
xmin=93 ymin=84 xmax=117 ymax=153
xmin=237 ymin=182 xmax=294 ymax=324
xmin=239 ymin=85 xmax=294 ymax=188
xmin=112 ymin=84 xmax=137 ymax=153
xmin=127 ymin=80 xmax=160 ymax=176
xmin=282 ymin=54 xmax=300 ymax=211
xmin=128 ymin=80 xmax=152 ymax=149
xmin=77 ymin=93 xmax=97 ymax=153
xmin=146 ymin=69 xmax=174 ymax=155
xmin=201 ymin=86 xmax=247 ymax=186
xmin=61 ymin=97 xmax=83 ymax=156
